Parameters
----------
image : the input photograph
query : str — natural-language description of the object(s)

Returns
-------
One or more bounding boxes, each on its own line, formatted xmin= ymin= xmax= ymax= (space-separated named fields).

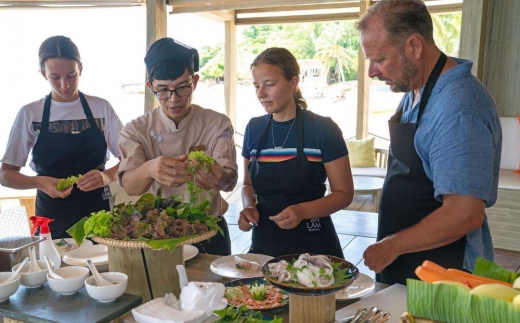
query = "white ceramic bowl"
xmin=12 ymin=260 xmax=50 ymax=288
xmin=0 ymin=272 xmax=21 ymax=302
xmin=85 ymin=272 xmax=128 ymax=302
xmin=47 ymin=266 xmax=89 ymax=295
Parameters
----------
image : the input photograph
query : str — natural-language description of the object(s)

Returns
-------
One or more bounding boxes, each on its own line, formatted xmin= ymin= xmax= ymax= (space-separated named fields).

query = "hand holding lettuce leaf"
xmin=56 ymin=174 xmax=82 ymax=190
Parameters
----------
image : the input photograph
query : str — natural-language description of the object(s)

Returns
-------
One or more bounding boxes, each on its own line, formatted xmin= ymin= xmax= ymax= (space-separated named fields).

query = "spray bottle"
xmin=30 ymin=216 xmax=61 ymax=269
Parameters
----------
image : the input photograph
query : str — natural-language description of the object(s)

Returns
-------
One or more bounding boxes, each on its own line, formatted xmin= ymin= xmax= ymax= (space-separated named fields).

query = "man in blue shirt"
xmin=357 ymin=0 xmax=502 ymax=285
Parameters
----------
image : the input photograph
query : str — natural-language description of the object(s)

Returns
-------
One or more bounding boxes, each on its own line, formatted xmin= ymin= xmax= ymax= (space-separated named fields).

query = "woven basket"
xmin=91 ymin=229 xmax=217 ymax=250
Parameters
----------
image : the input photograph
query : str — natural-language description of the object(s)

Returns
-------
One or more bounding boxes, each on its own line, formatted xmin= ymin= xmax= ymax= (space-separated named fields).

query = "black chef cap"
xmin=144 ymin=38 xmax=199 ymax=72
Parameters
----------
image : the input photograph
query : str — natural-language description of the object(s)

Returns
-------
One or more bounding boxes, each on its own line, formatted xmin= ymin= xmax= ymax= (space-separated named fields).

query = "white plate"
xmin=335 ymin=273 xmax=375 ymax=299
xmin=62 ymin=244 xmax=109 ymax=266
xmin=52 ymin=238 xmax=93 ymax=257
xmin=183 ymin=244 xmax=199 ymax=261
xmin=210 ymin=253 xmax=273 ymax=279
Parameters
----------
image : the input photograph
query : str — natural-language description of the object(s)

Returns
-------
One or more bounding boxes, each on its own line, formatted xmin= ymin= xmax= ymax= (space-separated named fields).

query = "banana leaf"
xmin=407 ymin=279 xmax=520 ymax=323
xmin=472 ymin=257 xmax=520 ymax=284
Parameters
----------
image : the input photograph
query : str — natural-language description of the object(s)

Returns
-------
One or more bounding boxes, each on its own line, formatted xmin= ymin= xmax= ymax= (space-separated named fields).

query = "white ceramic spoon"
xmin=28 ymin=246 xmax=42 ymax=272
xmin=86 ymin=259 xmax=113 ymax=286
xmin=1 ymin=257 xmax=29 ymax=285
xmin=44 ymin=255 xmax=64 ymax=279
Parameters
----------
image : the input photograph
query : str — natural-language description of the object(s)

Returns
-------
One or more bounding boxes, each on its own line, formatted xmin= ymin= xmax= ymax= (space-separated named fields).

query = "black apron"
xmin=192 ymin=216 xmax=231 ymax=256
xmin=377 ymin=53 xmax=466 ymax=285
xmin=32 ymin=92 xmax=110 ymax=239
xmin=248 ymin=107 xmax=343 ymax=258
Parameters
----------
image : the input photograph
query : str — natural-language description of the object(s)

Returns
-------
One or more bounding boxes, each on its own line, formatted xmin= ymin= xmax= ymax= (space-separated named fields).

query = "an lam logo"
xmin=307 ymin=218 xmax=321 ymax=232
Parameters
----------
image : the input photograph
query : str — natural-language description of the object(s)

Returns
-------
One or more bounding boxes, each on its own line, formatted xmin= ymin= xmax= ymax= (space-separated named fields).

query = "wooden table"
xmin=352 ymin=176 xmax=385 ymax=212
xmin=185 ymin=253 xmax=388 ymax=322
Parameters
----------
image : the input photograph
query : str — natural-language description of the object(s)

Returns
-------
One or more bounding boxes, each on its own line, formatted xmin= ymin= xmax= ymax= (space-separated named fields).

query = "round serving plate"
xmin=224 ymin=277 xmax=289 ymax=311
xmin=261 ymin=254 xmax=359 ymax=296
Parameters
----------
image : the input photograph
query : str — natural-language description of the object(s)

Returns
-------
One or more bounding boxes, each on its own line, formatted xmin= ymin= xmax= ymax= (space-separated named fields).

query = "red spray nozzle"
xmin=30 ymin=216 xmax=54 ymax=235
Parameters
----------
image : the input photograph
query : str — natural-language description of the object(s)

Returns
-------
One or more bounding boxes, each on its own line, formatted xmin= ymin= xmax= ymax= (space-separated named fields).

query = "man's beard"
xmin=388 ymin=55 xmax=418 ymax=93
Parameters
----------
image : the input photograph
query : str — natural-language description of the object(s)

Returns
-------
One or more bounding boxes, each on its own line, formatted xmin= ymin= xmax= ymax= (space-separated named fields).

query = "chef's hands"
xmin=238 ymin=207 xmax=260 ymax=232
xmin=363 ymin=238 xmax=399 ymax=273
xmin=269 ymin=205 xmax=304 ymax=229
xmin=76 ymin=169 xmax=110 ymax=192
xmin=148 ymin=155 xmax=192 ymax=187
xmin=190 ymin=159 xmax=226 ymax=191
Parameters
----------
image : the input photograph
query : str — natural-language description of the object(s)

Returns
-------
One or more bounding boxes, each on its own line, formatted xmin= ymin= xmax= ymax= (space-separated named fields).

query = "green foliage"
xmin=56 ymin=174 xmax=82 ymax=190
xmin=214 ymin=305 xmax=283 ymax=323
xmin=432 ymin=13 xmax=462 ymax=57
xmin=200 ymin=43 xmax=225 ymax=81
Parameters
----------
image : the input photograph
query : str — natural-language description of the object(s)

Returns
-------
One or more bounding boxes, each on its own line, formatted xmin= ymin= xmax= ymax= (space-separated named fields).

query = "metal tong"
xmin=335 ymin=306 xmax=391 ymax=323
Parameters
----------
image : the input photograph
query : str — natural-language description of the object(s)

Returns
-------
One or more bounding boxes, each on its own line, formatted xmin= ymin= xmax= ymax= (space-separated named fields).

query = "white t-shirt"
xmin=1 ymin=94 xmax=123 ymax=172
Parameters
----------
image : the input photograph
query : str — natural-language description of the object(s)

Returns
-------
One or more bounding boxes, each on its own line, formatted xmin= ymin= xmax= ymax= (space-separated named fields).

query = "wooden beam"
xmin=224 ymin=13 xmax=237 ymax=129
xmin=193 ymin=10 xmax=234 ymax=21
xmin=144 ymin=0 xmax=167 ymax=114
xmin=356 ymin=0 xmax=370 ymax=140
xmin=236 ymin=12 xmax=359 ymax=25
xmin=236 ymin=2 xmax=359 ymax=14
xmin=169 ymin=0 xmax=356 ymax=14
xmin=426 ymin=3 xmax=463 ymax=14
xmin=459 ymin=0 xmax=489 ymax=81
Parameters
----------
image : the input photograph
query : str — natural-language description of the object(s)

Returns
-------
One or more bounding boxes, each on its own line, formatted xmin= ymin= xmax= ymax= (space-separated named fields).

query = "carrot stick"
xmin=447 ymin=268 xmax=513 ymax=287
xmin=422 ymin=260 xmax=449 ymax=274
xmin=415 ymin=266 xmax=456 ymax=283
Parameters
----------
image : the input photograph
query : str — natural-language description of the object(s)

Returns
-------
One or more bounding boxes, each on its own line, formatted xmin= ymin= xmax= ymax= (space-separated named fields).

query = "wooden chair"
xmin=326 ymin=148 xmax=389 ymax=212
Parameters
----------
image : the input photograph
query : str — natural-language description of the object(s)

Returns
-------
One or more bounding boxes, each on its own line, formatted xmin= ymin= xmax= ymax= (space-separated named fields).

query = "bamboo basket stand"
xmin=289 ymin=293 xmax=336 ymax=323
xmin=92 ymin=230 xmax=216 ymax=303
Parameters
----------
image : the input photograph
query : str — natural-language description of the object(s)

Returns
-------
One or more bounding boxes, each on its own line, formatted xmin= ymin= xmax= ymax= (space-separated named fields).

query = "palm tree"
xmin=432 ymin=13 xmax=462 ymax=57
xmin=313 ymin=22 xmax=357 ymax=83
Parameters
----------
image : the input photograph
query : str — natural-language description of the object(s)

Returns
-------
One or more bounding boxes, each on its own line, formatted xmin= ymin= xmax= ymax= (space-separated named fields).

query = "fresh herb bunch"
xmin=56 ymin=174 xmax=82 ymax=190
xmin=186 ymin=150 xmax=216 ymax=209
xmin=214 ymin=305 xmax=283 ymax=323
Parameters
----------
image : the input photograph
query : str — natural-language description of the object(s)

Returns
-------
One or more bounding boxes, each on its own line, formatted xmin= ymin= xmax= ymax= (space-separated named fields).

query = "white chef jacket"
xmin=118 ymin=104 xmax=238 ymax=217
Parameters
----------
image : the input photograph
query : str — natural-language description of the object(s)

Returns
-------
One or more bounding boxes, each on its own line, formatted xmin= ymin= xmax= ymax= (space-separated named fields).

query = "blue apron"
xmin=248 ymin=106 xmax=343 ymax=258
xmin=377 ymin=53 xmax=466 ymax=285
xmin=32 ymin=92 xmax=110 ymax=239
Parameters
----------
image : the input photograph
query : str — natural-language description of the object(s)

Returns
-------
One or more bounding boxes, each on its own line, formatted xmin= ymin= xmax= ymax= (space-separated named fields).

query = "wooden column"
xmin=355 ymin=0 xmax=372 ymax=139
xmin=144 ymin=0 xmax=167 ymax=113
xmin=459 ymin=0 xmax=490 ymax=81
xmin=224 ymin=11 xmax=237 ymax=128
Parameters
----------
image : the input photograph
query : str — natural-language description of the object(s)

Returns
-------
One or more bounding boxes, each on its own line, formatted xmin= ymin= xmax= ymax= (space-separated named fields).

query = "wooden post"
xmin=144 ymin=0 xmax=167 ymax=114
xmin=289 ymin=293 xmax=336 ymax=323
xmin=224 ymin=11 xmax=237 ymax=129
xmin=356 ymin=0 xmax=372 ymax=140
xmin=107 ymin=246 xmax=184 ymax=303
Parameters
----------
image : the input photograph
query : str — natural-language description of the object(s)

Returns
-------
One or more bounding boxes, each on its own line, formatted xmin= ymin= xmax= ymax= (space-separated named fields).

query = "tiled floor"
xmin=222 ymin=182 xmax=520 ymax=274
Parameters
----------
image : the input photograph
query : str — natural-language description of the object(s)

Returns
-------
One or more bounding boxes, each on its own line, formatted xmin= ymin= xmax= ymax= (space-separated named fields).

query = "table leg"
xmin=374 ymin=190 xmax=381 ymax=213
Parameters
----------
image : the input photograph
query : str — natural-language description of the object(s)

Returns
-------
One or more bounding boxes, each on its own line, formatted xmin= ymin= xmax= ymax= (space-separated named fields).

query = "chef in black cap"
xmin=117 ymin=37 xmax=238 ymax=255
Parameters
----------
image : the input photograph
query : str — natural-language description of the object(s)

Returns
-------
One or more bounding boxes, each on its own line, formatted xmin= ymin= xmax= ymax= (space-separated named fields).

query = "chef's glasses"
xmin=151 ymin=82 xmax=193 ymax=100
